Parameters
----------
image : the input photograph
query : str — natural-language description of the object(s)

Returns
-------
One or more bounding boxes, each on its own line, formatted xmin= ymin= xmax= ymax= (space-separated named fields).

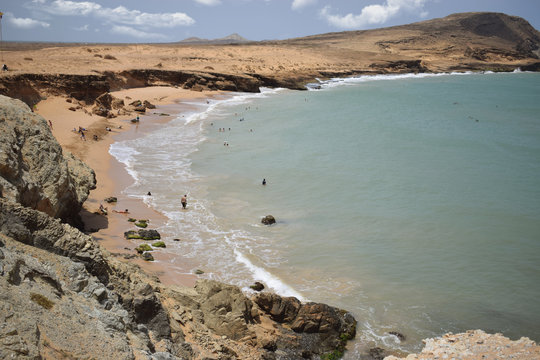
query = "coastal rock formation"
xmin=92 ymin=92 xmax=123 ymax=118
xmin=0 ymin=199 xmax=173 ymax=359
xmin=384 ymin=330 xmax=540 ymax=360
xmin=161 ymin=279 xmax=357 ymax=359
xmin=0 ymin=95 xmax=96 ymax=225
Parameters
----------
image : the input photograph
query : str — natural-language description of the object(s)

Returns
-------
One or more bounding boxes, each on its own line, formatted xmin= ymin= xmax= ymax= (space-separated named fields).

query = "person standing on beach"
xmin=262 ymin=178 xmax=266 ymax=185
xmin=181 ymin=194 xmax=187 ymax=209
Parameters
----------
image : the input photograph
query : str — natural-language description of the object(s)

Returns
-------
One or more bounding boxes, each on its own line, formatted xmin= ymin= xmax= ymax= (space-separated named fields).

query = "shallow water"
xmin=110 ymin=72 xmax=540 ymax=356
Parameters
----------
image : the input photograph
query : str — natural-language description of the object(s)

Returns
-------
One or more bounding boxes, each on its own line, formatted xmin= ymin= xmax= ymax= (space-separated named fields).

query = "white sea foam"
xmin=306 ymin=71 xmax=481 ymax=90
xmin=234 ymin=248 xmax=306 ymax=301
xmin=108 ymin=144 xmax=141 ymax=183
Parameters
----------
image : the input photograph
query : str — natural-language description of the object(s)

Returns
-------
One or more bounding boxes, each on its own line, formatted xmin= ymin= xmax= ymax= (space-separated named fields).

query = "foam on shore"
xmin=306 ymin=71 xmax=501 ymax=90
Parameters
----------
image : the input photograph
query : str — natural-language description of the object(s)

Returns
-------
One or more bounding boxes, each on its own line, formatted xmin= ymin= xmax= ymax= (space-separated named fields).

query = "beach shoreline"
xmin=36 ymin=86 xmax=223 ymax=287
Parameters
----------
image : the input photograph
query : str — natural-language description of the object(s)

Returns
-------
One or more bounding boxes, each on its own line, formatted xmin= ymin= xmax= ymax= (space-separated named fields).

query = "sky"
xmin=1 ymin=0 xmax=540 ymax=43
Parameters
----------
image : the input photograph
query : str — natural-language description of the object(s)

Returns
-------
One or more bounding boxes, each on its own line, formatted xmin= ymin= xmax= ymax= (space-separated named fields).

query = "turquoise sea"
xmin=110 ymin=72 xmax=540 ymax=357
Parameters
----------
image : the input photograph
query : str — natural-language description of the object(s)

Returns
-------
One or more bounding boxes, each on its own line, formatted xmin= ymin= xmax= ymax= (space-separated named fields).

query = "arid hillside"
xmin=0 ymin=12 xmax=539 ymax=105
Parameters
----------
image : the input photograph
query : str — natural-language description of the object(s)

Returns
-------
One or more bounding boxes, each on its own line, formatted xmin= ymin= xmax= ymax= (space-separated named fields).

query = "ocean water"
xmin=110 ymin=72 xmax=540 ymax=356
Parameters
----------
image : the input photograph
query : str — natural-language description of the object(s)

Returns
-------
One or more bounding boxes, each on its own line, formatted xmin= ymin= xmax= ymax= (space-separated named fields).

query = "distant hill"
xmin=178 ymin=33 xmax=250 ymax=44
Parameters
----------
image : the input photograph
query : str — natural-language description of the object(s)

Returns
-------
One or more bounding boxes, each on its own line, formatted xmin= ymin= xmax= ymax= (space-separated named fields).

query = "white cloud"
xmin=111 ymin=25 xmax=167 ymax=40
xmin=292 ymin=0 xmax=317 ymax=10
xmin=37 ymin=0 xmax=195 ymax=28
xmin=320 ymin=0 xmax=428 ymax=29
xmin=6 ymin=12 xmax=51 ymax=29
xmin=50 ymin=0 xmax=102 ymax=15
xmin=194 ymin=0 xmax=221 ymax=5
xmin=105 ymin=6 xmax=195 ymax=28
xmin=74 ymin=24 xmax=89 ymax=31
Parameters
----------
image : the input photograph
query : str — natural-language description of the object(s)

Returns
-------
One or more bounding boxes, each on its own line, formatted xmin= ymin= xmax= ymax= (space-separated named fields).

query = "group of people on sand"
xmin=74 ymin=126 xmax=87 ymax=140
xmin=99 ymin=203 xmax=129 ymax=216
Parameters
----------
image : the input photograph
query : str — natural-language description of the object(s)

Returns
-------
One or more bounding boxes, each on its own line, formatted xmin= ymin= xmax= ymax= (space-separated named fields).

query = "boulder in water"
xmin=250 ymin=282 xmax=265 ymax=291
xmin=261 ymin=215 xmax=276 ymax=225
xmin=141 ymin=252 xmax=154 ymax=261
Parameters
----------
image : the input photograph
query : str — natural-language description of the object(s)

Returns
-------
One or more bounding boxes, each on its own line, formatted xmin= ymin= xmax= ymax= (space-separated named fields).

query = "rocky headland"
xmin=1 ymin=11 xmax=540 ymax=360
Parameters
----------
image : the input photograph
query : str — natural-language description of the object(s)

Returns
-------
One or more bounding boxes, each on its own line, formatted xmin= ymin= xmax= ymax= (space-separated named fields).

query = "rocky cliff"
xmin=0 ymin=94 xmax=357 ymax=359
xmin=0 ymin=95 xmax=96 ymax=226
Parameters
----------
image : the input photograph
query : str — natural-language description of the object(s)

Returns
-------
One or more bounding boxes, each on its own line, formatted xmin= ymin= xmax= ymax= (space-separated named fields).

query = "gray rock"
xmin=150 ymin=352 xmax=177 ymax=360
xmin=132 ymin=293 xmax=171 ymax=340
xmin=195 ymin=280 xmax=254 ymax=340
xmin=0 ymin=199 xmax=111 ymax=284
xmin=0 ymin=95 xmax=96 ymax=225
xmin=93 ymin=287 xmax=108 ymax=302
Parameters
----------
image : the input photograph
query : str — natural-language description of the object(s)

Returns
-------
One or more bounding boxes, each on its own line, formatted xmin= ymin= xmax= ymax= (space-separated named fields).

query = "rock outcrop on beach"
xmin=0 ymin=95 xmax=96 ymax=226
xmin=0 ymin=94 xmax=357 ymax=359
xmin=384 ymin=330 xmax=540 ymax=360
xmin=1 ymin=12 xmax=539 ymax=108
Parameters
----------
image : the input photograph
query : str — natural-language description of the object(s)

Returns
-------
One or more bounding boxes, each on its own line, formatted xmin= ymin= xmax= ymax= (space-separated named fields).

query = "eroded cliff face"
xmin=0 ymin=95 xmax=96 ymax=225
xmin=0 ymin=95 xmax=357 ymax=359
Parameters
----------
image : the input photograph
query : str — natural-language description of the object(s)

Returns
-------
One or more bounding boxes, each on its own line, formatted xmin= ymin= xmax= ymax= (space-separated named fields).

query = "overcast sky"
xmin=1 ymin=0 xmax=539 ymax=43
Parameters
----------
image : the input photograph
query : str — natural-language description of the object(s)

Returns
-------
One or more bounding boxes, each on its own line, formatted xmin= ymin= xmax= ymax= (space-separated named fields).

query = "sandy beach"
xmin=36 ymin=86 xmax=221 ymax=287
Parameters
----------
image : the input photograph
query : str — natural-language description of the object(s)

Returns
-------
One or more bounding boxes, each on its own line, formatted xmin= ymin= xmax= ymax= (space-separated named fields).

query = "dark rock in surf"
xmin=141 ymin=252 xmax=154 ymax=261
xmin=368 ymin=347 xmax=387 ymax=360
xmin=389 ymin=331 xmax=406 ymax=341
xmin=250 ymin=281 xmax=265 ymax=291
xmin=261 ymin=215 xmax=276 ymax=225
